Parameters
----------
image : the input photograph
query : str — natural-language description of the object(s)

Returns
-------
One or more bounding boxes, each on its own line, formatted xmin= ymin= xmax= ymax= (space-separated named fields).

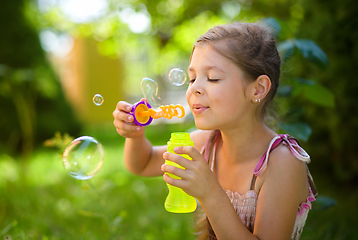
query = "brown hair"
xmin=192 ymin=22 xmax=281 ymax=118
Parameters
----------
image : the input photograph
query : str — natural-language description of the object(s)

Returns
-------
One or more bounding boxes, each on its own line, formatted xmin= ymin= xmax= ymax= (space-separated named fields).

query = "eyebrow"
xmin=188 ymin=65 xmax=225 ymax=73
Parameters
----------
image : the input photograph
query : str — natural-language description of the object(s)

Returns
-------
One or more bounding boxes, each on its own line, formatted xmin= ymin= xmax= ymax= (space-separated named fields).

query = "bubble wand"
xmin=129 ymin=101 xmax=185 ymax=126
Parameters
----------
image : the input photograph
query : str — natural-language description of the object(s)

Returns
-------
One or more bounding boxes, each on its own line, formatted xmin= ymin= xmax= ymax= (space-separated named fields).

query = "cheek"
xmin=186 ymin=88 xmax=191 ymax=103
xmin=214 ymin=88 xmax=245 ymax=110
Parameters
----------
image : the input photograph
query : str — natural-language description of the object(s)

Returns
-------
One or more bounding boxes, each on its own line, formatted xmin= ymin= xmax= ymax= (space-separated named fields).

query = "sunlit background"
xmin=1 ymin=0 xmax=357 ymax=239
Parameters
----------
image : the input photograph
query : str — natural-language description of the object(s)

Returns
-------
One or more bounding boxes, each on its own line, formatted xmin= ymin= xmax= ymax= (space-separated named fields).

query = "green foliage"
xmin=0 ymin=0 xmax=81 ymax=157
xmin=258 ymin=0 xmax=358 ymax=182
xmin=262 ymin=17 xmax=334 ymax=142
xmin=0 ymin=134 xmax=196 ymax=240
xmin=277 ymin=38 xmax=329 ymax=69
xmin=294 ymin=39 xmax=329 ymax=69
xmin=0 ymin=0 xmax=44 ymax=68
xmin=291 ymin=0 xmax=358 ymax=182
xmin=0 ymin=125 xmax=357 ymax=239
xmin=43 ymin=132 xmax=75 ymax=153
xmin=280 ymin=122 xmax=312 ymax=142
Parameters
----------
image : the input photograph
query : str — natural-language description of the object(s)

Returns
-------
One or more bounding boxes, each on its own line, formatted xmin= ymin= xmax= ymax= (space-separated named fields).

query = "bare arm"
xmin=253 ymin=146 xmax=309 ymax=239
xmin=113 ymin=100 xmax=166 ymax=177
xmin=124 ymin=136 xmax=166 ymax=176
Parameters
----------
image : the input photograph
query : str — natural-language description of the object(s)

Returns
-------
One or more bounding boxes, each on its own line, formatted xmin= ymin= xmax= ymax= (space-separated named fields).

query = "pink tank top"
xmin=202 ymin=131 xmax=318 ymax=240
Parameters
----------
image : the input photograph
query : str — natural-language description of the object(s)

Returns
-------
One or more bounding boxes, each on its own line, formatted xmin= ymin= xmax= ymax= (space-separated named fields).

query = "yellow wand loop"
xmin=130 ymin=101 xmax=185 ymax=126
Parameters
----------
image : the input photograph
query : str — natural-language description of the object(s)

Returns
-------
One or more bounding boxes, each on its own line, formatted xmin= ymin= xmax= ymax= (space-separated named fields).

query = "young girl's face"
xmin=186 ymin=43 xmax=254 ymax=131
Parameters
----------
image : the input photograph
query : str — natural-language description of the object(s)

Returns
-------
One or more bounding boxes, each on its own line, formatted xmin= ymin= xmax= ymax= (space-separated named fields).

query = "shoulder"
xmin=267 ymin=144 xmax=307 ymax=181
xmin=254 ymin=142 xmax=309 ymax=238
xmin=262 ymin=143 xmax=308 ymax=201
xmin=190 ymin=129 xmax=213 ymax=151
xmin=271 ymin=143 xmax=306 ymax=167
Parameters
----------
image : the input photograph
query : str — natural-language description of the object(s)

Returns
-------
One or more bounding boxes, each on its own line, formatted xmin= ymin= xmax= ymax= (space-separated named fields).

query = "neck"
xmin=218 ymin=120 xmax=276 ymax=164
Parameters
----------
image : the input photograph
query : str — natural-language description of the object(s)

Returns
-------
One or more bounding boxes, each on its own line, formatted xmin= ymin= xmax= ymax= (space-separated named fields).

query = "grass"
xmin=0 ymin=123 xmax=196 ymax=240
xmin=0 ymin=123 xmax=357 ymax=239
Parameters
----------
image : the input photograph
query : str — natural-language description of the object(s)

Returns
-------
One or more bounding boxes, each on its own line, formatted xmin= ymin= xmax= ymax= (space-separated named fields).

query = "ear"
xmin=251 ymin=75 xmax=271 ymax=103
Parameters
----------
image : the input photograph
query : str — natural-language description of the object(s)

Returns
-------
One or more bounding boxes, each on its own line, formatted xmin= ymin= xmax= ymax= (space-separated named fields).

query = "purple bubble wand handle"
xmin=129 ymin=101 xmax=153 ymax=126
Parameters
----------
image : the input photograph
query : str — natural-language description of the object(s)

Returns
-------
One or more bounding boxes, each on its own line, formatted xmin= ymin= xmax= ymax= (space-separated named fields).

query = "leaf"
xmin=280 ymin=122 xmax=312 ymax=141
xmin=0 ymin=220 xmax=18 ymax=236
xmin=294 ymin=39 xmax=329 ymax=69
xmin=302 ymin=83 xmax=335 ymax=108
xmin=277 ymin=39 xmax=295 ymax=61
xmin=293 ymin=78 xmax=315 ymax=86
xmin=261 ymin=17 xmax=281 ymax=38
xmin=277 ymin=85 xmax=292 ymax=97
xmin=285 ymin=107 xmax=305 ymax=120
xmin=312 ymin=196 xmax=336 ymax=211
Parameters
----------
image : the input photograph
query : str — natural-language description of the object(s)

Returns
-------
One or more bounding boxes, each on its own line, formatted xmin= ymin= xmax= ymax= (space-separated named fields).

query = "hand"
xmin=113 ymin=99 xmax=146 ymax=138
xmin=161 ymin=146 xmax=220 ymax=202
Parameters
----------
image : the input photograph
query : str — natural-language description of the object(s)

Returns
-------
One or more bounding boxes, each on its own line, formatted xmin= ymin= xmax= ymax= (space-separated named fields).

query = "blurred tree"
xmin=0 ymin=0 xmax=81 ymax=158
xmin=292 ymin=0 xmax=358 ymax=182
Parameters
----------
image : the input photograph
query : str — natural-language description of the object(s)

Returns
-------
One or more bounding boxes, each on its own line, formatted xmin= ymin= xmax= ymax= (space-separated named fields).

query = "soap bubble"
xmin=63 ymin=136 xmax=104 ymax=180
xmin=93 ymin=94 xmax=104 ymax=106
xmin=140 ymin=77 xmax=166 ymax=107
xmin=168 ymin=68 xmax=187 ymax=86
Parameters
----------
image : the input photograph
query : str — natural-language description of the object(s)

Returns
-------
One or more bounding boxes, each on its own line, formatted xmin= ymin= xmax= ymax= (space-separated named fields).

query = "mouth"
xmin=192 ymin=104 xmax=209 ymax=114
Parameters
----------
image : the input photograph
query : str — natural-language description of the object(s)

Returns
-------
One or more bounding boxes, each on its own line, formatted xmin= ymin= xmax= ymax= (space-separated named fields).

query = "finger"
xmin=115 ymin=123 xmax=142 ymax=133
xmin=114 ymin=117 xmax=142 ymax=132
xmin=116 ymin=101 xmax=132 ymax=112
xmin=161 ymin=163 xmax=187 ymax=177
xmin=163 ymin=152 xmax=193 ymax=169
xmin=173 ymin=146 xmax=205 ymax=162
xmin=113 ymin=109 xmax=134 ymax=123
xmin=113 ymin=112 xmax=142 ymax=131
xmin=163 ymin=173 xmax=188 ymax=189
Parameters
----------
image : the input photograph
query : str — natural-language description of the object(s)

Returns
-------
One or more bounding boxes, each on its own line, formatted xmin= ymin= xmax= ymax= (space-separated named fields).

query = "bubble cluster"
xmin=63 ymin=136 xmax=104 ymax=180
xmin=168 ymin=68 xmax=187 ymax=86
xmin=92 ymin=94 xmax=104 ymax=106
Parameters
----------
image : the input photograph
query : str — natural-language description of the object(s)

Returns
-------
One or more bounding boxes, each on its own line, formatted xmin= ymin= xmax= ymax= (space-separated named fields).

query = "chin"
xmin=194 ymin=119 xmax=217 ymax=131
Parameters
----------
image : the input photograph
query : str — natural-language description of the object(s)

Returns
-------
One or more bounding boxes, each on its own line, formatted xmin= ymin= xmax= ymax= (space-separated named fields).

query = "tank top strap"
xmin=200 ymin=130 xmax=221 ymax=172
xmin=250 ymin=174 xmax=257 ymax=190
xmin=209 ymin=133 xmax=221 ymax=171
xmin=253 ymin=134 xmax=311 ymax=176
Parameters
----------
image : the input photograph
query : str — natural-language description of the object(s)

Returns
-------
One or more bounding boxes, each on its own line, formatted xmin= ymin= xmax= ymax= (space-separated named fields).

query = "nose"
xmin=189 ymin=80 xmax=204 ymax=95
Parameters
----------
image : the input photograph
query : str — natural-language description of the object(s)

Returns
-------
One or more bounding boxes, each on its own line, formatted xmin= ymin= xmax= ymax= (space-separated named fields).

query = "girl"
xmin=113 ymin=22 xmax=317 ymax=240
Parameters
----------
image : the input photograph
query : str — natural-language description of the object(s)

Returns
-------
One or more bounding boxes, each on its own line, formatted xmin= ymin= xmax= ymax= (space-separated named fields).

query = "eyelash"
xmin=188 ymin=78 xmax=219 ymax=83
xmin=208 ymin=78 xmax=219 ymax=82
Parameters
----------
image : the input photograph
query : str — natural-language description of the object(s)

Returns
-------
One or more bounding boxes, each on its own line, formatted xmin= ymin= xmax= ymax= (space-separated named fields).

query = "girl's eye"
xmin=208 ymin=78 xmax=219 ymax=82
xmin=188 ymin=78 xmax=219 ymax=84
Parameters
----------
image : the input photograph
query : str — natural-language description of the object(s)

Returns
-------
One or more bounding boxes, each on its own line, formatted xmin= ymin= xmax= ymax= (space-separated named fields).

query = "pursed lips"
xmin=192 ymin=104 xmax=209 ymax=114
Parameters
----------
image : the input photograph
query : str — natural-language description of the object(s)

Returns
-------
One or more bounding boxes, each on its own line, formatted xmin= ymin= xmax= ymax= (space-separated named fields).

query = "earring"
xmin=254 ymin=99 xmax=260 ymax=103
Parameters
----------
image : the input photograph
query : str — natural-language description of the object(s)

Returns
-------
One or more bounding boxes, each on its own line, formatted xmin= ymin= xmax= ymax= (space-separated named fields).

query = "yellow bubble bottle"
xmin=165 ymin=132 xmax=197 ymax=213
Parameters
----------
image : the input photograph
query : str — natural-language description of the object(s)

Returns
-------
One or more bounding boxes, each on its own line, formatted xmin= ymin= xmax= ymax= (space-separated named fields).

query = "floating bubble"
xmin=140 ymin=77 xmax=166 ymax=108
xmin=168 ymin=68 xmax=187 ymax=86
xmin=93 ymin=94 xmax=104 ymax=106
xmin=63 ymin=136 xmax=104 ymax=180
